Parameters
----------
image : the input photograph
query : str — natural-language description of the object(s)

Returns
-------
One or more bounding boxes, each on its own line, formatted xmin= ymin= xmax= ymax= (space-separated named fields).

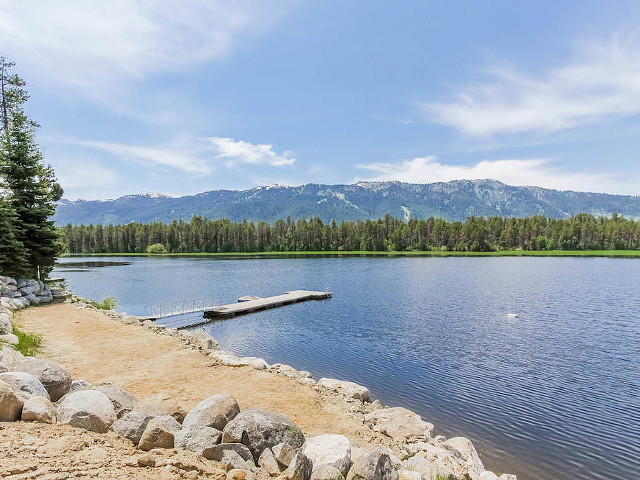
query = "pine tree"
xmin=0 ymin=58 xmax=63 ymax=278
xmin=0 ymin=196 xmax=28 ymax=276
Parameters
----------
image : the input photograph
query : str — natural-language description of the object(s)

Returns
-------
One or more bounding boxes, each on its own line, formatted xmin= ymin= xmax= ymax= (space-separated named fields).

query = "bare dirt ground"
xmin=1 ymin=303 xmax=394 ymax=477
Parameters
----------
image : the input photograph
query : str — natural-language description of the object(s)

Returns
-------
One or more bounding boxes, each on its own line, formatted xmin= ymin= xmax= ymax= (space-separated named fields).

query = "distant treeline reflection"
xmin=61 ymin=213 xmax=640 ymax=253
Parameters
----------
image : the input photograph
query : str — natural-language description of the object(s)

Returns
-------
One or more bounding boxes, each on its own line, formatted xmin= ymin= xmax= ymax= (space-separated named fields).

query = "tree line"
xmin=0 ymin=58 xmax=62 ymax=278
xmin=61 ymin=213 xmax=640 ymax=254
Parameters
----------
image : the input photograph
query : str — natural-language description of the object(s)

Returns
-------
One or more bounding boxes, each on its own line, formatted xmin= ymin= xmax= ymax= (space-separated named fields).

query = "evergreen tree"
xmin=0 ymin=57 xmax=63 ymax=278
xmin=0 ymin=196 xmax=28 ymax=276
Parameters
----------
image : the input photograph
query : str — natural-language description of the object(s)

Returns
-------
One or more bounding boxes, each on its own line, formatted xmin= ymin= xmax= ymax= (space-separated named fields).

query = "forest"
xmin=61 ymin=213 xmax=640 ymax=254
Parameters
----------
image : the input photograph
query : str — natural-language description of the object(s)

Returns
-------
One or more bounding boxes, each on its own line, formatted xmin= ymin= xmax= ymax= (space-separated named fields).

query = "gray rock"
xmin=209 ymin=443 xmax=256 ymax=471
xmin=346 ymin=448 xmax=398 ymax=480
xmin=175 ymin=425 xmax=222 ymax=457
xmin=24 ymin=293 xmax=39 ymax=304
xmin=69 ymin=379 xmax=91 ymax=392
xmin=222 ymin=409 xmax=305 ymax=461
xmin=364 ymin=407 xmax=433 ymax=443
xmin=0 ymin=380 xmax=24 ymax=421
xmin=111 ymin=406 xmax=159 ymax=445
xmin=311 ymin=465 xmax=345 ymax=480
xmin=273 ymin=442 xmax=297 ymax=468
xmin=317 ymin=378 xmax=372 ymax=402
xmin=258 ymin=447 xmax=282 ymax=476
xmin=0 ymin=345 xmax=23 ymax=373
xmin=56 ymin=390 xmax=117 ymax=433
xmin=302 ymin=434 xmax=352 ymax=476
xmin=138 ymin=414 xmax=182 ymax=450
xmin=284 ymin=451 xmax=313 ymax=480
xmin=0 ymin=333 xmax=19 ymax=345
xmin=444 ymin=437 xmax=484 ymax=477
xmin=121 ymin=315 xmax=140 ymax=325
xmin=91 ymin=383 xmax=138 ymax=418
xmin=21 ymin=395 xmax=56 ymax=423
xmin=182 ymin=393 xmax=240 ymax=430
xmin=0 ymin=371 xmax=50 ymax=399
xmin=12 ymin=357 xmax=72 ymax=401
xmin=191 ymin=329 xmax=219 ymax=351
xmin=0 ymin=314 xmax=12 ymax=335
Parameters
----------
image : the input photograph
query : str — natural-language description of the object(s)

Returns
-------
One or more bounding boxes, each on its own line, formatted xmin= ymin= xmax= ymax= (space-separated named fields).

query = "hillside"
xmin=54 ymin=180 xmax=640 ymax=225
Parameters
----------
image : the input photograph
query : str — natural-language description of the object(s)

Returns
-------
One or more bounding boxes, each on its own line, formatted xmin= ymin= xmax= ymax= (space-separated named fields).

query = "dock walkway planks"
xmin=155 ymin=290 xmax=331 ymax=329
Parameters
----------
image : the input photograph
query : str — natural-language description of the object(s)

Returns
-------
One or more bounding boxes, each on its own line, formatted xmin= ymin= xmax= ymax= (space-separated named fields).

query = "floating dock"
xmin=203 ymin=290 xmax=331 ymax=319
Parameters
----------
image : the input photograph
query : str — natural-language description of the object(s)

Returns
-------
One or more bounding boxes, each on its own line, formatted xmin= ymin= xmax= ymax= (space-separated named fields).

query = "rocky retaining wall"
xmin=0 ymin=289 xmax=517 ymax=480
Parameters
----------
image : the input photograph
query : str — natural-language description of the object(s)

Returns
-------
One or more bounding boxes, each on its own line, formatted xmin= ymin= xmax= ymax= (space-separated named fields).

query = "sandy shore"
xmin=16 ymin=303 xmax=390 ymax=450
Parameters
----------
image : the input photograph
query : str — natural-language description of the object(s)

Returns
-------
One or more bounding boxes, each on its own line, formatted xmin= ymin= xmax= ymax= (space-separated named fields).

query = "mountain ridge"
xmin=54 ymin=179 xmax=640 ymax=225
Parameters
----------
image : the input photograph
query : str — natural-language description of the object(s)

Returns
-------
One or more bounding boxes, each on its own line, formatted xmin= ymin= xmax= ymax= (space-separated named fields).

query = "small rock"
xmin=365 ymin=407 xmax=433 ymax=443
xmin=182 ymin=393 xmax=240 ymax=430
xmin=122 ymin=315 xmax=140 ymax=325
xmin=209 ymin=443 xmax=256 ymax=471
xmin=21 ymin=395 xmax=56 ymax=423
xmin=56 ymin=390 xmax=117 ymax=433
xmin=398 ymin=471 xmax=421 ymax=480
xmin=302 ymin=434 xmax=351 ymax=476
xmin=444 ymin=437 xmax=484 ymax=476
xmin=138 ymin=415 xmax=182 ymax=450
xmin=0 ymin=380 xmax=24 ymax=421
xmin=317 ymin=378 xmax=372 ymax=403
xmin=273 ymin=443 xmax=296 ymax=468
xmin=111 ymin=407 xmax=159 ymax=445
xmin=175 ymin=425 xmax=222 ymax=457
xmin=137 ymin=454 xmax=157 ymax=467
xmin=346 ymin=448 xmax=398 ymax=480
xmin=227 ymin=469 xmax=256 ymax=480
xmin=258 ymin=447 xmax=282 ymax=476
xmin=69 ymin=379 xmax=91 ymax=393
xmin=91 ymin=383 xmax=138 ymax=418
xmin=311 ymin=465 xmax=345 ymax=480
xmin=0 ymin=333 xmax=19 ymax=345
xmin=222 ymin=409 xmax=305 ymax=461
xmin=284 ymin=451 xmax=312 ymax=480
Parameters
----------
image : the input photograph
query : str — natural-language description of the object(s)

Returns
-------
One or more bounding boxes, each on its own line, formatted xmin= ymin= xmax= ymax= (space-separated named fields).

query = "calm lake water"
xmin=53 ymin=256 xmax=640 ymax=480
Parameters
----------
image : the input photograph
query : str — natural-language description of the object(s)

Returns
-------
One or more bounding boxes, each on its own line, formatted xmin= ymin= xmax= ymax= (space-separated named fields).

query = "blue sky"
xmin=2 ymin=0 xmax=640 ymax=199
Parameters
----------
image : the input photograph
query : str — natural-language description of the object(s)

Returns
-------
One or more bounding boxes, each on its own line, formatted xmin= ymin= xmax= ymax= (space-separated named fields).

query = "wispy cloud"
xmin=206 ymin=137 xmax=296 ymax=167
xmin=421 ymin=34 xmax=640 ymax=136
xmin=358 ymin=156 xmax=639 ymax=194
xmin=0 ymin=1 xmax=291 ymax=89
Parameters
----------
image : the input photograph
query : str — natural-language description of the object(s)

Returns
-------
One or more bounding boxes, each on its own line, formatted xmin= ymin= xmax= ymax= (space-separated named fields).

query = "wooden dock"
xmin=203 ymin=290 xmax=331 ymax=319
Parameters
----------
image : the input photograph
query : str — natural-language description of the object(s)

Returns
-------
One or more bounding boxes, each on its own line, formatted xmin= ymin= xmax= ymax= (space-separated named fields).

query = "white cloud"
xmin=206 ymin=137 xmax=296 ymax=167
xmin=0 ymin=1 xmax=290 ymax=90
xmin=422 ymin=35 xmax=640 ymax=136
xmin=55 ymin=159 xmax=119 ymax=189
xmin=358 ymin=156 xmax=639 ymax=194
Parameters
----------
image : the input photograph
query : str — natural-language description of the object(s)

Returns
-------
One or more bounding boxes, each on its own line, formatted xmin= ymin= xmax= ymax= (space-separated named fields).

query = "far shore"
xmin=61 ymin=249 xmax=640 ymax=258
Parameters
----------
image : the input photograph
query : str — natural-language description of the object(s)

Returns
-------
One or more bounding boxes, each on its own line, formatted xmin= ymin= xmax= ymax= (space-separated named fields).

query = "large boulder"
xmin=12 ymin=357 xmax=71 ymax=401
xmin=302 ymin=434 xmax=352 ymax=476
xmin=111 ymin=406 xmax=160 ymax=445
xmin=318 ymin=378 xmax=372 ymax=402
xmin=21 ymin=395 xmax=56 ymax=423
xmin=56 ymin=390 xmax=117 ymax=433
xmin=175 ymin=425 xmax=222 ymax=457
xmin=0 ymin=371 xmax=50 ymax=399
xmin=346 ymin=448 xmax=398 ymax=480
xmin=365 ymin=407 xmax=433 ymax=443
xmin=0 ymin=380 xmax=24 ymax=421
xmin=311 ymin=465 xmax=345 ymax=480
xmin=222 ymin=409 xmax=305 ymax=461
xmin=91 ymin=383 xmax=138 ymax=418
xmin=182 ymin=393 xmax=240 ymax=430
xmin=209 ymin=443 xmax=256 ymax=471
xmin=401 ymin=456 xmax=451 ymax=480
xmin=138 ymin=414 xmax=182 ymax=450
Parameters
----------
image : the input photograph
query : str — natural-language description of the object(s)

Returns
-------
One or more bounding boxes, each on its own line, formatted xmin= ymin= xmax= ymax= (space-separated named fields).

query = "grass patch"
xmin=90 ymin=295 xmax=117 ymax=310
xmin=8 ymin=322 xmax=42 ymax=356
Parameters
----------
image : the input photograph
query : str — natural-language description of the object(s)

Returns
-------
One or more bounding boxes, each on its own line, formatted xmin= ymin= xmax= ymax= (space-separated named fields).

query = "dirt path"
xmin=17 ymin=303 xmax=387 ymax=450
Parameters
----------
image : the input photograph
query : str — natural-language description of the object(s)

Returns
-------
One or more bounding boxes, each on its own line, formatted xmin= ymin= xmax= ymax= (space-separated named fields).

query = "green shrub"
xmin=91 ymin=295 xmax=117 ymax=310
xmin=146 ymin=243 xmax=168 ymax=254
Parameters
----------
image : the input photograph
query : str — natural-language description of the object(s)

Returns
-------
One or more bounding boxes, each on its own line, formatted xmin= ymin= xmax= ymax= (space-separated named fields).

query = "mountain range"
xmin=53 ymin=180 xmax=640 ymax=225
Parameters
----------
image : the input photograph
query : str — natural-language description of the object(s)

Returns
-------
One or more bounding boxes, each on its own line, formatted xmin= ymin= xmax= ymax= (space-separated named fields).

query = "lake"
xmin=53 ymin=256 xmax=640 ymax=480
